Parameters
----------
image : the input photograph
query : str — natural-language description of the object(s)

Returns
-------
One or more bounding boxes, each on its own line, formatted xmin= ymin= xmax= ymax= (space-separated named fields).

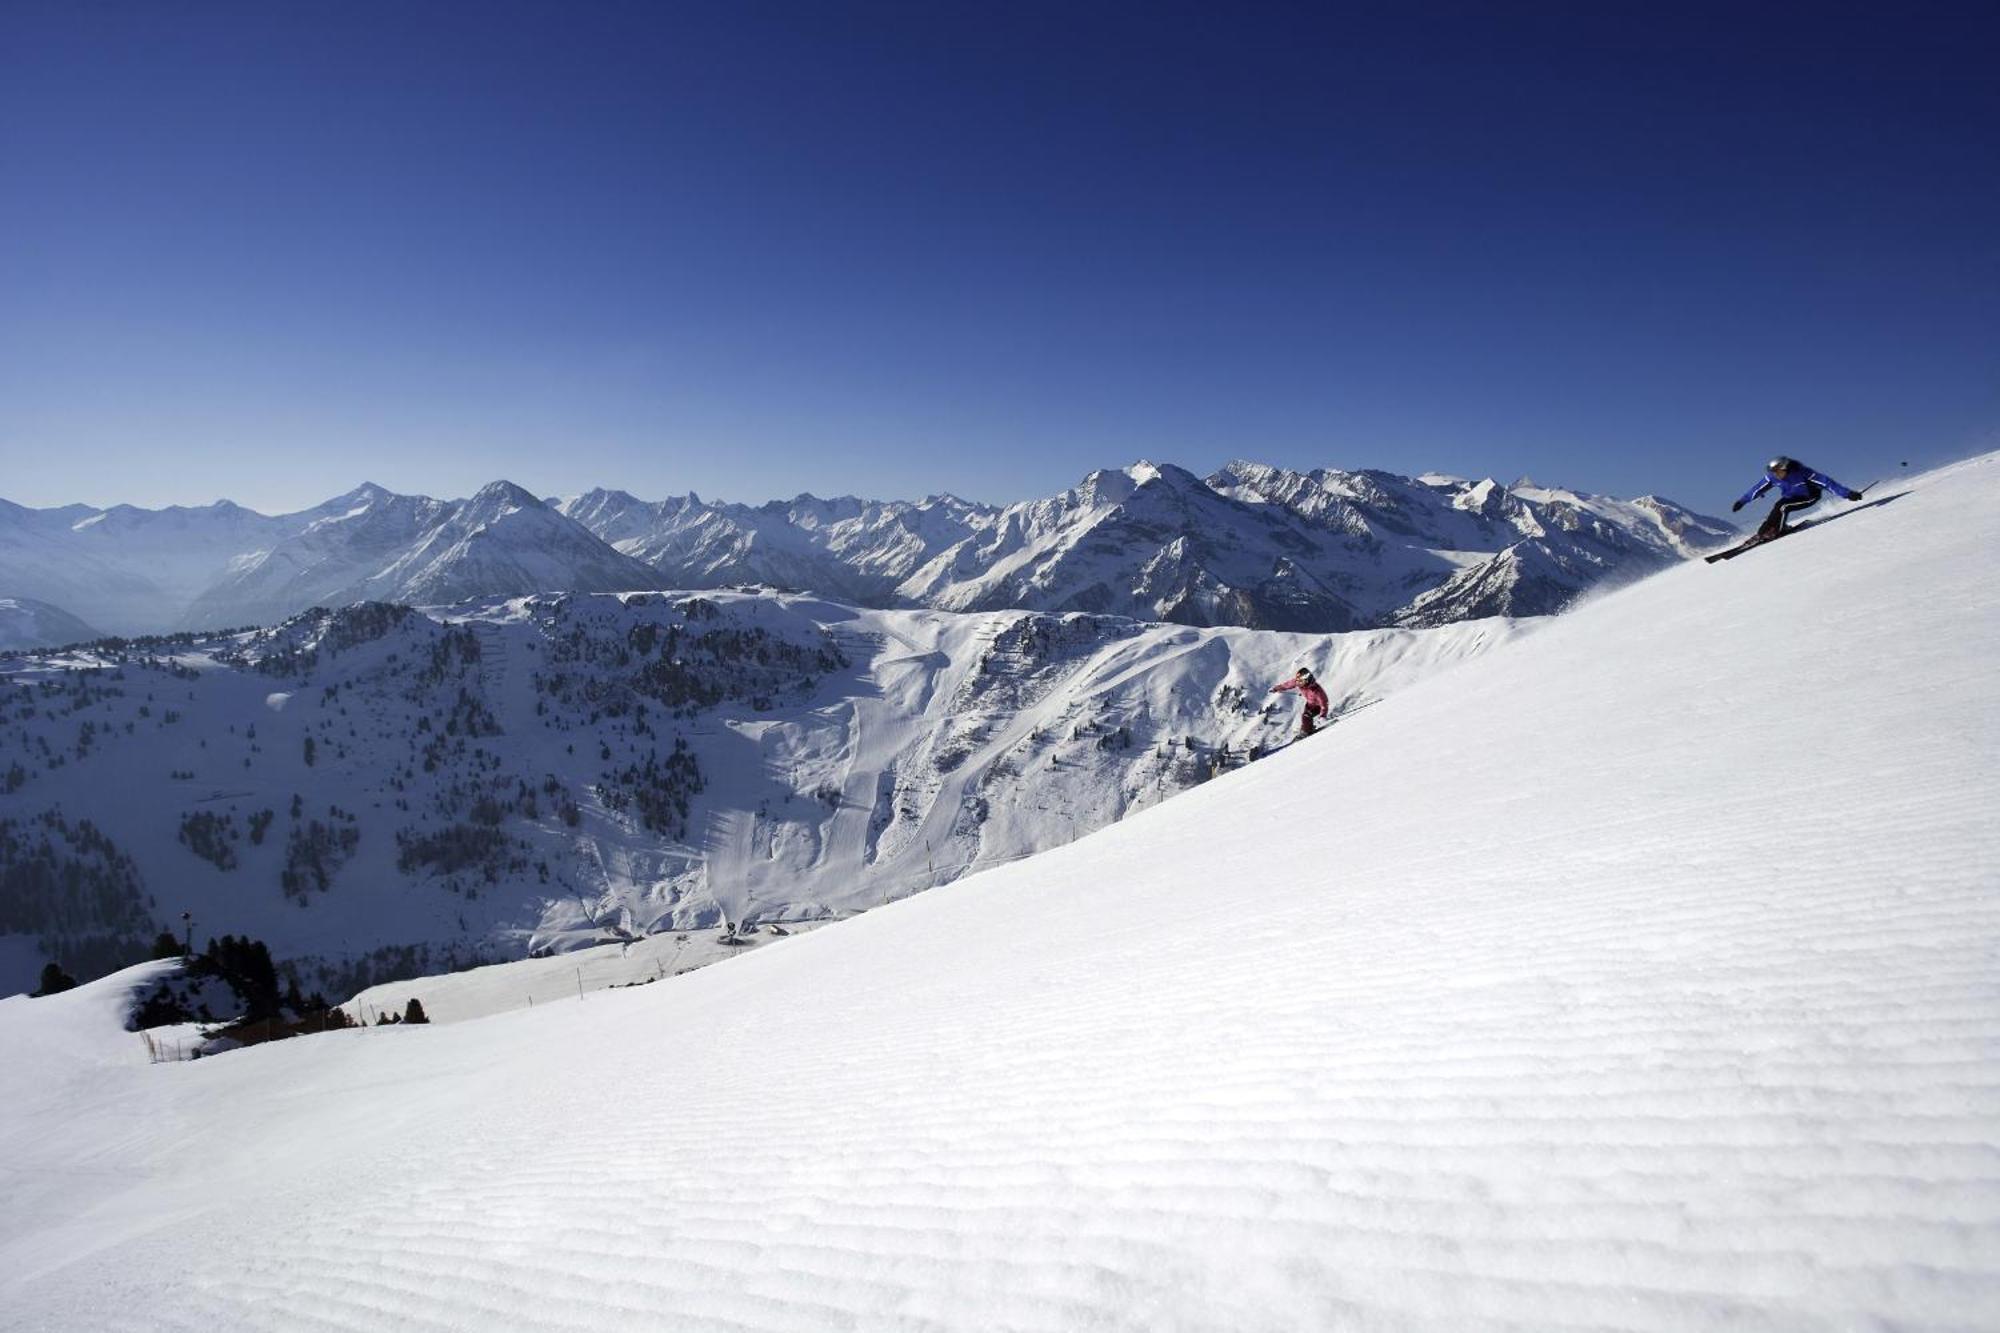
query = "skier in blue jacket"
xmin=1732 ymin=456 xmax=1863 ymax=541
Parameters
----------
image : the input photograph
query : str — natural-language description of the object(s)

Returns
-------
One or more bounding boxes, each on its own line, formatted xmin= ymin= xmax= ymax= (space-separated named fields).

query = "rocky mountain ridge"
xmin=0 ymin=462 xmax=1730 ymax=638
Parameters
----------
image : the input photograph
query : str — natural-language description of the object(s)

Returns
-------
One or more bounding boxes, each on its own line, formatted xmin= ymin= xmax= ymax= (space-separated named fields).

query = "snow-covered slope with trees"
xmin=1 ymin=461 xmax=1725 ymax=636
xmin=0 ymin=454 xmax=1991 ymax=1330
xmin=0 ymin=588 xmax=1514 ymax=996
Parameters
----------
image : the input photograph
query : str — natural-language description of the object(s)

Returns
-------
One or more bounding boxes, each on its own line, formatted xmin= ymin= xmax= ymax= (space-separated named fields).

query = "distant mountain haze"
xmin=0 ymin=597 xmax=103 ymax=652
xmin=0 ymin=462 xmax=1731 ymax=638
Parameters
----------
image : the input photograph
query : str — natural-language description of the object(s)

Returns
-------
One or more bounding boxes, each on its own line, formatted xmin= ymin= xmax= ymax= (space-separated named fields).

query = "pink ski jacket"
xmin=1272 ymin=675 xmax=1329 ymax=713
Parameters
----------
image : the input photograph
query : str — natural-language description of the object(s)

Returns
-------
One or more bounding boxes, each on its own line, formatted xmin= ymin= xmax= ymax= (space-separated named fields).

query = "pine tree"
xmin=32 ymin=961 xmax=77 ymax=996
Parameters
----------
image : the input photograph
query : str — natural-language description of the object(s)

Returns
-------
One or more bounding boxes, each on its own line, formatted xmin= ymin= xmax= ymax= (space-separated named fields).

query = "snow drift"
xmin=0 ymin=455 xmax=1994 ymax=1330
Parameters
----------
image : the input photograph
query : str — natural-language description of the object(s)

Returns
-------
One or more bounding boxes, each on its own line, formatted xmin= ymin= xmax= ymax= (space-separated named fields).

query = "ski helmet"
xmin=1295 ymin=667 xmax=1314 ymax=681
xmin=1767 ymin=456 xmax=1794 ymax=474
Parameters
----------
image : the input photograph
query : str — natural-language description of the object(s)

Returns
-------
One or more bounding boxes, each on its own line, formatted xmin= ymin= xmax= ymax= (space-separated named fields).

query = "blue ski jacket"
xmin=1738 ymin=463 xmax=1857 ymax=506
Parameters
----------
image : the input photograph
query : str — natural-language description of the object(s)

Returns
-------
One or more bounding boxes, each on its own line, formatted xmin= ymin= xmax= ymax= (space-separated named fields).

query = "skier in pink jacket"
xmin=1271 ymin=666 xmax=1331 ymax=736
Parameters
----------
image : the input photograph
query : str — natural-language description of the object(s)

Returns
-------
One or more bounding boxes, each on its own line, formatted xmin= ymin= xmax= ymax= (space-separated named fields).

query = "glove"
xmin=1847 ymin=490 xmax=1863 ymax=501
xmin=1731 ymin=499 xmax=1744 ymax=512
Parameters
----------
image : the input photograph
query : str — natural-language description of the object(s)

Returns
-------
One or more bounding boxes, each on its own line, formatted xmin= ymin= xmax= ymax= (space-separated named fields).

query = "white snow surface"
xmin=1 ymin=457 xmax=1995 ymax=1329
xmin=339 ymin=921 xmax=833 ymax=1025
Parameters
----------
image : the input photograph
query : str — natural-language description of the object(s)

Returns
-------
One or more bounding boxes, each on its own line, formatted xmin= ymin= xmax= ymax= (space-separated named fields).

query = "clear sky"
xmin=2 ymin=1 xmax=1995 ymax=514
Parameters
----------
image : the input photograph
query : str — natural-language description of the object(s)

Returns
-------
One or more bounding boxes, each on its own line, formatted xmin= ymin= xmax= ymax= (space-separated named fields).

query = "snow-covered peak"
xmin=289 ymin=482 xmax=428 ymax=534
xmin=1069 ymin=465 xmax=1140 ymax=508
xmin=307 ymin=481 xmax=397 ymax=512
xmin=350 ymin=483 xmax=661 ymax=609
xmin=1454 ymin=477 xmax=1510 ymax=515
xmin=1055 ymin=460 xmax=1202 ymax=513
xmin=461 ymin=479 xmax=544 ymax=522
xmin=83 ymin=498 xmax=267 ymax=532
xmin=550 ymin=487 xmax=655 ymax=536
xmin=552 ymin=487 xmax=616 ymax=508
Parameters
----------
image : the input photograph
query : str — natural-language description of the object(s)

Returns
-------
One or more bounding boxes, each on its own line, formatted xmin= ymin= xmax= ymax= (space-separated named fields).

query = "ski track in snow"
xmin=1 ymin=456 xmax=1997 ymax=1330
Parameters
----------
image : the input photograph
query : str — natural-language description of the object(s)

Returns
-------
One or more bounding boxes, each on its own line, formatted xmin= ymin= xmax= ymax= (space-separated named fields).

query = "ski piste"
xmin=1706 ymin=482 xmax=1879 ymax=563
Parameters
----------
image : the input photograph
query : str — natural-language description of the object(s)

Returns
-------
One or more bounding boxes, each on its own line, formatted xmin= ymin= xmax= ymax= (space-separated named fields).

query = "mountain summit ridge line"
xmin=0 ymin=460 xmax=1731 ymax=642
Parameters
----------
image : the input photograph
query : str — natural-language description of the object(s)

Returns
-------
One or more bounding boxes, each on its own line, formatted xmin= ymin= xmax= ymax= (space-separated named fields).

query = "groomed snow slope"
xmin=2 ymin=457 xmax=1996 ymax=1330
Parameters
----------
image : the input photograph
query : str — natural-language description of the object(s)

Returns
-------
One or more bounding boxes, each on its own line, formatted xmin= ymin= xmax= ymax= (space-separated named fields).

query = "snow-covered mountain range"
xmin=2 ymin=454 xmax=1990 ymax=1331
xmin=0 ymin=462 xmax=1730 ymax=638
xmin=0 ymin=589 xmax=1517 ymax=996
xmin=558 ymin=460 xmax=1730 ymax=629
xmin=181 ymin=481 xmax=666 ymax=631
xmin=0 ymin=482 xmax=665 ymax=639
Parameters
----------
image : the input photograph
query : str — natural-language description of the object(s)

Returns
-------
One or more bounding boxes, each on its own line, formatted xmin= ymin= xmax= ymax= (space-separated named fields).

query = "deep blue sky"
xmin=3 ymin=1 xmax=1995 ymax=514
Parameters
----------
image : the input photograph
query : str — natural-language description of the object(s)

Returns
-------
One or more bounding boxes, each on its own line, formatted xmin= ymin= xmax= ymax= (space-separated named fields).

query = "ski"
xmin=1705 ymin=531 xmax=1781 ymax=563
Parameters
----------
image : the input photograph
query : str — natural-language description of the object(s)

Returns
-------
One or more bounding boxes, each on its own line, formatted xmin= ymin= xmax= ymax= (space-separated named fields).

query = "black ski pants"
xmin=1757 ymin=482 xmax=1822 ymax=539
